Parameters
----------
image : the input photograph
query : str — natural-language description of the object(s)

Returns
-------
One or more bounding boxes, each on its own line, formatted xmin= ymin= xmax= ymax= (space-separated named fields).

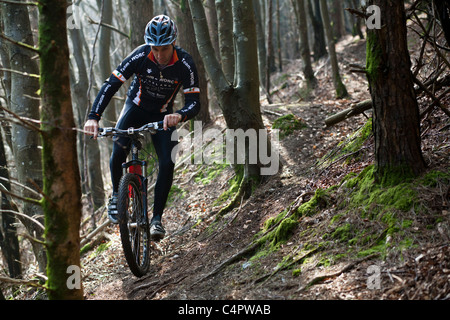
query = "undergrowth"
xmin=250 ymin=164 xmax=449 ymax=271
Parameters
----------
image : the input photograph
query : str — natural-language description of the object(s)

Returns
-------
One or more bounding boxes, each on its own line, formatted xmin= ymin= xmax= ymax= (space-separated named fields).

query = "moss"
xmin=342 ymin=165 xmax=417 ymax=217
xmin=257 ymin=187 xmax=333 ymax=251
xmin=366 ymin=30 xmax=383 ymax=84
xmin=95 ymin=242 xmax=111 ymax=255
xmin=341 ymin=166 xmax=449 ymax=258
xmin=331 ymin=223 xmax=355 ymax=242
xmin=340 ymin=120 xmax=372 ymax=157
xmin=167 ymin=184 xmax=186 ymax=204
xmin=80 ymin=243 xmax=92 ymax=256
xmin=292 ymin=268 xmax=302 ymax=277
xmin=296 ymin=188 xmax=331 ymax=217
xmin=253 ymin=164 xmax=448 ymax=273
xmin=272 ymin=218 xmax=298 ymax=248
xmin=257 ymin=217 xmax=298 ymax=251
xmin=196 ymin=163 xmax=228 ymax=185
xmin=272 ymin=114 xmax=306 ymax=139
xmin=319 ymin=119 xmax=372 ymax=168
xmin=418 ymin=170 xmax=450 ymax=187
xmin=213 ymin=165 xmax=243 ymax=206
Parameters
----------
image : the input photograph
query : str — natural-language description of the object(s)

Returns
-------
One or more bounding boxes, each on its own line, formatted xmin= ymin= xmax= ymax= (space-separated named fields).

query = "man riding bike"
xmin=84 ymin=15 xmax=200 ymax=241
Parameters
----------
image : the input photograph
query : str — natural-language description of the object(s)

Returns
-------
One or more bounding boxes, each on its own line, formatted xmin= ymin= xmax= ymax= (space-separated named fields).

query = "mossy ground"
xmin=318 ymin=119 xmax=373 ymax=168
xmin=246 ymin=164 xmax=449 ymax=278
xmin=272 ymin=114 xmax=307 ymax=139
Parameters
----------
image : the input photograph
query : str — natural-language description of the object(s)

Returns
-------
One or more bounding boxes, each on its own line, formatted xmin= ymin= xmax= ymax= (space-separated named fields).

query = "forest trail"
xmin=80 ymin=35 xmax=450 ymax=301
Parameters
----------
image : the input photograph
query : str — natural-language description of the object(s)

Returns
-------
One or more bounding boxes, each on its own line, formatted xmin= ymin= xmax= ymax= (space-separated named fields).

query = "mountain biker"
xmin=83 ymin=15 xmax=200 ymax=241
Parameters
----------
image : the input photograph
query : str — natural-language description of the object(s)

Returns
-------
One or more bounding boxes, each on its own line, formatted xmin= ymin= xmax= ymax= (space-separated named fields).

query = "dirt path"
xmin=82 ymin=36 xmax=450 ymax=303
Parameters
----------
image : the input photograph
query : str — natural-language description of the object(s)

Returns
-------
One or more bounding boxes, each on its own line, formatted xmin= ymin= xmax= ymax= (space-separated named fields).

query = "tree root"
xmin=190 ymin=242 xmax=260 ymax=288
xmin=297 ymin=253 xmax=380 ymax=292
xmin=191 ymin=191 xmax=314 ymax=287
xmin=253 ymin=247 xmax=320 ymax=286
xmin=216 ymin=174 xmax=251 ymax=217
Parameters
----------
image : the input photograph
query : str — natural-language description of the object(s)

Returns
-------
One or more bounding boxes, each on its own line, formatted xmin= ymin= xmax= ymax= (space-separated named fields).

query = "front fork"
xmin=122 ymin=158 xmax=148 ymax=224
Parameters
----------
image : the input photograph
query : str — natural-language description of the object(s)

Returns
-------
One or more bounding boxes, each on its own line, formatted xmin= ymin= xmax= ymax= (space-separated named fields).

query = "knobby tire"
xmin=117 ymin=173 xmax=150 ymax=277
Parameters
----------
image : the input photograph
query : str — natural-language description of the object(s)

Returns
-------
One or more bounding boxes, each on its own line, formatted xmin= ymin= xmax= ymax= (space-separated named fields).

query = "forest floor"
xmin=77 ymin=34 xmax=450 ymax=302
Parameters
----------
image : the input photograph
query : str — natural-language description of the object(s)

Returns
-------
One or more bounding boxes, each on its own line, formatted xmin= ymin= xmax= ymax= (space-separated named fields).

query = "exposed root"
xmin=297 ymin=253 xmax=380 ymax=292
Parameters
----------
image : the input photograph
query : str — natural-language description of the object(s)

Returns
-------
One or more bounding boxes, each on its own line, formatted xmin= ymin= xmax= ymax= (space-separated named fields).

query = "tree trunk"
xmin=331 ymin=0 xmax=345 ymax=41
xmin=1 ymin=0 xmax=47 ymax=274
xmin=433 ymin=0 xmax=450 ymax=47
xmin=349 ymin=0 xmax=364 ymax=39
xmin=39 ymin=0 xmax=83 ymax=300
xmin=97 ymin=0 xmax=117 ymax=129
xmin=0 ymin=111 xmax=22 ymax=280
xmin=205 ymin=0 xmax=221 ymax=63
xmin=319 ymin=0 xmax=348 ymax=98
xmin=307 ymin=0 xmax=327 ymax=60
xmin=189 ymin=0 xmax=268 ymax=211
xmin=366 ymin=0 xmax=425 ymax=183
xmin=253 ymin=0 xmax=267 ymax=88
xmin=69 ymin=27 xmax=105 ymax=211
xmin=176 ymin=0 xmax=211 ymax=124
xmin=216 ymin=0 xmax=235 ymax=83
xmin=265 ymin=0 xmax=274 ymax=102
xmin=276 ymin=0 xmax=282 ymax=72
xmin=128 ymin=0 xmax=153 ymax=49
xmin=293 ymin=0 xmax=317 ymax=89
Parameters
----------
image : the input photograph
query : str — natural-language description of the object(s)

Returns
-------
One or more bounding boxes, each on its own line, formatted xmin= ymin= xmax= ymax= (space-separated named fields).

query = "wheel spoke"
xmin=118 ymin=173 xmax=150 ymax=277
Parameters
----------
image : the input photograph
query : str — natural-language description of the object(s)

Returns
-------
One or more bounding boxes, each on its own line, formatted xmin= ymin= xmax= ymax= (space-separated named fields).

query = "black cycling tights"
xmin=110 ymin=99 xmax=177 ymax=222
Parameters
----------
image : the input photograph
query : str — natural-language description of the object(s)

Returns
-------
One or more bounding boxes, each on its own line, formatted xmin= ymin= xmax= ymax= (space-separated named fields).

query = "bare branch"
xmin=0 ymin=209 xmax=45 ymax=231
xmin=0 ymin=68 xmax=39 ymax=78
xmin=0 ymin=104 xmax=42 ymax=133
xmin=0 ymin=275 xmax=46 ymax=290
xmin=0 ymin=182 xmax=41 ymax=206
xmin=86 ymin=15 xmax=130 ymax=38
xmin=0 ymin=176 xmax=42 ymax=198
xmin=0 ymin=0 xmax=38 ymax=5
xmin=0 ymin=32 xmax=39 ymax=53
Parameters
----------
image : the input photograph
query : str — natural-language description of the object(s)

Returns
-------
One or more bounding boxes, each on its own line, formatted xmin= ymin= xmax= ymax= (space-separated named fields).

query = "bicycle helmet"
xmin=144 ymin=15 xmax=178 ymax=46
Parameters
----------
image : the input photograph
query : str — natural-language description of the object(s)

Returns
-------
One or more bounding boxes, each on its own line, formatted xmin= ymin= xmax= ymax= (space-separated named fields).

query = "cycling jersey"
xmin=89 ymin=45 xmax=200 ymax=122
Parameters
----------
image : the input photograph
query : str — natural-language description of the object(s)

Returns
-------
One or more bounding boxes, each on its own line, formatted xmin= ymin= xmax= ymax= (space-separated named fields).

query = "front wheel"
xmin=117 ymin=173 xmax=150 ymax=277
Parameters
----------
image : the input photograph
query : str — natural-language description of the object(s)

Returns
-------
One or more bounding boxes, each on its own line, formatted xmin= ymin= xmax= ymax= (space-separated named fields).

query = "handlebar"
xmin=98 ymin=121 xmax=165 ymax=138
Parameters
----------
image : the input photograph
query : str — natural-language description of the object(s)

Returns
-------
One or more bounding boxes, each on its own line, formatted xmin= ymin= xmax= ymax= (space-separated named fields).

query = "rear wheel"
xmin=117 ymin=173 xmax=150 ymax=277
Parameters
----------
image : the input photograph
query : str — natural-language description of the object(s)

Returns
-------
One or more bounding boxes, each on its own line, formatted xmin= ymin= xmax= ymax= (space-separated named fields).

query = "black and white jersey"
xmin=89 ymin=45 xmax=200 ymax=122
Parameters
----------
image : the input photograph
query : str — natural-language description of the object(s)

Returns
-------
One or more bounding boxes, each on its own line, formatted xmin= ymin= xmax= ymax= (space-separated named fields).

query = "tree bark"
xmin=331 ymin=0 xmax=345 ymax=41
xmin=97 ymin=0 xmax=117 ymax=128
xmin=205 ymin=0 xmax=221 ymax=63
xmin=175 ymin=0 xmax=211 ymax=124
xmin=128 ymin=0 xmax=153 ymax=49
xmin=0 ymin=108 xmax=22 ymax=279
xmin=69 ymin=26 xmax=105 ymax=211
xmin=216 ymin=0 xmax=235 ymax=83
xmin=253 ymin=0 xmax=267 ymax=88
xmin=319 ymin=0 xmax=348 ymax=98
xmin=366 ymin=0 xmax=425 ymax=183
xmin=1 ymin=0 xmax=47 ymax=274
xmin=308 ymin=0 xmax=327 ymax=60
xmin=265 ymin=0 xmax=274 ymax=102
xmin=325 ymin=99 xmax=372 ymax=127
xmin=39 ymin=0 xmax=83 ymax=300
xmin=293 ymin=0 xmax=317 ymax=89
xmin=189 ymin=0 xmax=267 ymax=207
